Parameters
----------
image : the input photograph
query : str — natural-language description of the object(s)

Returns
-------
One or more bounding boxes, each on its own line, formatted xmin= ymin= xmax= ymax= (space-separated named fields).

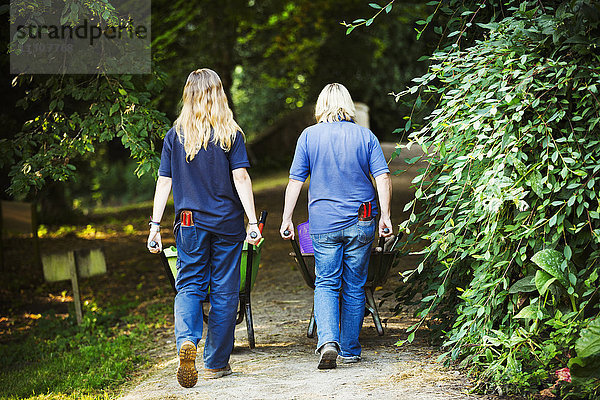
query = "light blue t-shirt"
xmin=289 ymin=120 xmax=389 ymax=234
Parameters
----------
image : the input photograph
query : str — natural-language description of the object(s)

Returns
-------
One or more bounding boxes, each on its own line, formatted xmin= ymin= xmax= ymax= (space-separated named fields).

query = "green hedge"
xmin=395 ymin=1 xmax=600 ymax=397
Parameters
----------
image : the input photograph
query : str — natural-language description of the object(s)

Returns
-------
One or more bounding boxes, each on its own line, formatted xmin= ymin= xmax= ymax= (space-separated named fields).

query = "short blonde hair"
xmin=315 ymin=83 xmax=356 ymax=123
xmin=174 ymin=68 xmax=243 ymax=162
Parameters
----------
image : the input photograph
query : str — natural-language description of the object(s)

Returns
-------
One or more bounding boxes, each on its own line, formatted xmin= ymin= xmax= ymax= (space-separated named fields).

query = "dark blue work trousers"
xmin=174 ymin=226 xmax=242 ymax=369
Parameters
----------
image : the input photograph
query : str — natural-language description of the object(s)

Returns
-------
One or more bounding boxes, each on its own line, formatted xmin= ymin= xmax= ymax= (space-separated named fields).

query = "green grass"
xmin=250 ymin=170 xmax=290 ymax=192
xmin=3 ymin=394 xmax=112 ymax=400
xmin=0 ymin=300 xmax=171 ymax=400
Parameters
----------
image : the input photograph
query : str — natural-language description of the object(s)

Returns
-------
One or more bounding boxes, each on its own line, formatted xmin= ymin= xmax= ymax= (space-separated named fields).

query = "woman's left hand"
xmin=246 ymin=224 xmax=262 ymax=245
xmin=280 ymin=220 xmax=294 ymax=240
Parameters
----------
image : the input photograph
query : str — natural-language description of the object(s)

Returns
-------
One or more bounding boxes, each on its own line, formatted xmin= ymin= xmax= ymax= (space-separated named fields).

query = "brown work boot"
xmin=177 ymin=341 xmax=198 ymax=388
xmin=204 ymin=363 xmax=232 ymax=379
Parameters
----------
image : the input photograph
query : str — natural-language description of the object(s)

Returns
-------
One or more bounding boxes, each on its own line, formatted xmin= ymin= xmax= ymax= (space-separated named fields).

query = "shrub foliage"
xmin=393 ymin=0 xmax=600 ymax=396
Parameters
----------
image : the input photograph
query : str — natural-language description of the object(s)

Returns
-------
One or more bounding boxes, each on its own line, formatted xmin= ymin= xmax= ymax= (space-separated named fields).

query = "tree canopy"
xmin=1 ymin=0 xmax=431 ymax=215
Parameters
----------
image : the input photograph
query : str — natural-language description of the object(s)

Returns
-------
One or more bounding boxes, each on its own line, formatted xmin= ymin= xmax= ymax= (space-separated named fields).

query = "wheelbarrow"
xmin=289 ymin=225 xmax=401 ymax=337
xmin=155 ymin=211 xmax=267 ymax=349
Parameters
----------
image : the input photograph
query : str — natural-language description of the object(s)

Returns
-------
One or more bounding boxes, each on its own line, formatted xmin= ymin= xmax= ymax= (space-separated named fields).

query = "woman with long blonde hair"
xmin=147 ymin=68 xmax=261 ymax=388
xmin=280 ymin=83 xmax=392 ymax=369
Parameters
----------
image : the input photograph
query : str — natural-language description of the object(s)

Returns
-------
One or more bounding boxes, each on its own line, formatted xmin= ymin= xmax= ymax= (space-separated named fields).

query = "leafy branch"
xmin=341 ymin=0 xmax=395 ymax=35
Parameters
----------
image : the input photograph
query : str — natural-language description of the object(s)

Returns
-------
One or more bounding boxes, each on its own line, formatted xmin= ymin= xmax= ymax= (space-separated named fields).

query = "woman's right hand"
xmin=280 ymin=220 xmax=294 ymax=240
xmin=378 ymin=216 xmax=393 ymax=237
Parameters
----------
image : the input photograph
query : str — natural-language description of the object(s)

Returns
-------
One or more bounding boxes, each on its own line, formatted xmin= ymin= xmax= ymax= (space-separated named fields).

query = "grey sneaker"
xmin=204 ymin=363 xmax=232 ymax=379
xmin=318 ymin=343 xmax=338 ymax=370
xmin=338 ymin=355 xmax=361 ymax=364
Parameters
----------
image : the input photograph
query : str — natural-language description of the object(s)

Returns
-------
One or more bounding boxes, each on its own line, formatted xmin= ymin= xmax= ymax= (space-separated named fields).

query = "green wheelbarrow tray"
xmin=289 ymin=234 xmax=402 ymax=338
xmin=161 ymin=239 xmax=264 ymax=292
xmin=158 ymin=238 xmax=264 ymax=349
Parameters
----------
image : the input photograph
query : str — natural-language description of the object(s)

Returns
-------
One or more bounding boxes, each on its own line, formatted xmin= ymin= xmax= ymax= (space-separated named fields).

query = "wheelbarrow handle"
xmin=149 ymin=241 xmax=177 ymax=293
xmin=244 ymin=210 xmax=267 ymax=294
xmin=391 ymin=232 xmax=403 ymax=251
xmin=160 ymin=252 xmax=177 ymax=294
xmin=249 ymin=211 xmax=267 ymax=239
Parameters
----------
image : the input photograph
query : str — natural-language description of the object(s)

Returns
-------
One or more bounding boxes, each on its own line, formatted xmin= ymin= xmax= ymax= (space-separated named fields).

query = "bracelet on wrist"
xmin=149 ymin=219 xmax=160 ymax=227
xmin=248 ymin=222 xmax=258 ymax=225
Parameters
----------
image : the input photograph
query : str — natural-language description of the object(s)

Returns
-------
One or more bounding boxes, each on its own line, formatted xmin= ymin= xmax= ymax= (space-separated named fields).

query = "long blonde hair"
xmin=315 ymin=83 xmax=356 ymax=123
xmin=174 ymin=68 xmax=243 ymax=161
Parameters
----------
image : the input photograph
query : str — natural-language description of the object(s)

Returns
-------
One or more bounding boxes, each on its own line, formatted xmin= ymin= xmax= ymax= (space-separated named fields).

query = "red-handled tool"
xmin=250 ymin=211 xmax=268 ymax=239
xmin=358 ymin=202 xmax=373 ymax=220
xmin=258 ymin=210 xmax=267 ymax=233
xmin=181 ymin=210 xmax=193 ymax=226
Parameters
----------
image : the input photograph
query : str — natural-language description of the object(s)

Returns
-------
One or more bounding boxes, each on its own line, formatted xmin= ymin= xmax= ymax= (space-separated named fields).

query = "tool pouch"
xmin=358 ymin=202 xmax=374 ymax=221
xmin=180 ymin=210 xmax=194 ymax=227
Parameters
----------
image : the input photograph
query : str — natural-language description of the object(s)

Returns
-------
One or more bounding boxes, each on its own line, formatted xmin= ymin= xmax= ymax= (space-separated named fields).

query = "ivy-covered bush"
xmin=394 ymin=1 xmax=600 ymax=397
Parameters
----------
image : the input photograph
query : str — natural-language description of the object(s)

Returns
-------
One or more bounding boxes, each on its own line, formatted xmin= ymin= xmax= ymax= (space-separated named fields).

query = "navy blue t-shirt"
xmin=158 ymin=127 xmax=250 ymax=241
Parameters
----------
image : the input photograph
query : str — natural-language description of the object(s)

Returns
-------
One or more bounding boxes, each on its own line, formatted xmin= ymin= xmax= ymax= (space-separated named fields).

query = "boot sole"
xmin=177 ymin=343 xmax=198 ymax=388
xmin=318 ymin=348 xmax=338 ymax=370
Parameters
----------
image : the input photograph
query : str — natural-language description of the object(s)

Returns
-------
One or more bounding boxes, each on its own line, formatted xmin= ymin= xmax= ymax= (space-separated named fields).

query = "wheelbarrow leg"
xmin=307 ymin=304 xmax=316 ymax=338
xmin=236 ymin=299 xmax=245 ymax=324
xmin=289 ymin=239 xmax=317 ymax=339
xmin=365 ymin=286 xmax=384 ymax=336
xmin=202 ymin=301 xmax=209 ymax=324
xmin=245 ymin=299 xmax=255 ymax=349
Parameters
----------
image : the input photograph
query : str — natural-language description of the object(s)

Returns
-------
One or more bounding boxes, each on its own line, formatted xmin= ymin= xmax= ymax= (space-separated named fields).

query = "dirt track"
xmin=117 ymin=145 xmax=492 ymax=400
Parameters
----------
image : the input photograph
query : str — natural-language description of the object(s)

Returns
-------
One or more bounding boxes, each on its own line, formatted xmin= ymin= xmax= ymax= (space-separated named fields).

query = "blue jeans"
xmin=174 ymin=225 xmax=242 ymax=369
xmin=311 ymin=219 xmax=376 ymax=358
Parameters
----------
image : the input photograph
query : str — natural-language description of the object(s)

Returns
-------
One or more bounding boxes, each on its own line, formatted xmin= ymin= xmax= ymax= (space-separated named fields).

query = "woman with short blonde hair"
xmin=314 ymin=82 xmax=356 ymax=123
xmin=148 ymin=68 xmax=261 ymax=387
xmin=281 ymin=83 xmax=393 ymax=369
